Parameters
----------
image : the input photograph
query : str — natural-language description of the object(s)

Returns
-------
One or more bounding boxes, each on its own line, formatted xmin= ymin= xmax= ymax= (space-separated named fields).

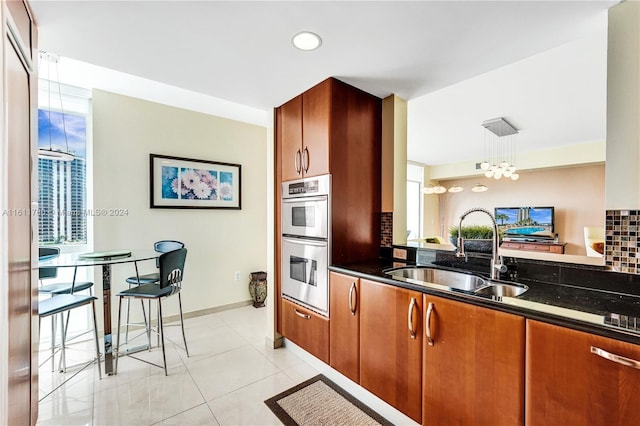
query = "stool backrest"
xmin=154 ymin=240 xmax=184 ymax=268
xmin=39 ymin=247 xmax=60 ymax=280
xmin=159 ymin=248 xmax=187 ymax=289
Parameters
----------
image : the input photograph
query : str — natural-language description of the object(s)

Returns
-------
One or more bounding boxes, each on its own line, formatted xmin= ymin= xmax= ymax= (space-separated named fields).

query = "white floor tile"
xmin=207 ymin=372 xmax=294 ymax=426
xmin=157 ymin=403 xmax=219 ymax=426
xmin=187 ymin=345 xmax=280 ymax=402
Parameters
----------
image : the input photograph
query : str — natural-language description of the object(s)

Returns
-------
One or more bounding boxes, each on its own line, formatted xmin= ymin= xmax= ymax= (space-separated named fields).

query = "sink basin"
xmin=385 ymin=267 xmax=487 ymax=292
xmin=474 ymin=283 xmax=528 ymax=298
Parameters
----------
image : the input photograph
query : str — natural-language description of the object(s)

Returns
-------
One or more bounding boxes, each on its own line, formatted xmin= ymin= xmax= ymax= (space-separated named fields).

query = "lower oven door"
xmin=281 ymin=236 xmax=328 ymax=316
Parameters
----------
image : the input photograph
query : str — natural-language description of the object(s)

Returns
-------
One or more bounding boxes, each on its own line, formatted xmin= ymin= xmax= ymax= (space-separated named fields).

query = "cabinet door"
xmin=301 ymin=79 xmax=330 ymax=178
xmin=360 ymin=279 xmax=422 ymax=423
xmin=423 ymin=295 xmax=524 ymax=426
xmin=281 ymin=298 xmax=329 ymax=363
xmin=279 ymin=94 xmax=303 ymax=182
xmin=526 ymin=320 xmax=640 ymax=426
xmin=329 ymin=272 xmax=359 ymax=382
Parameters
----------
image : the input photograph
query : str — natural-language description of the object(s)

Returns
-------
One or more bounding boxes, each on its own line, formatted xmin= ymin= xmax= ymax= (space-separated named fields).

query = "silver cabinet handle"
xmin=348 ymin=282 xmax=357 ymax=316
xmin=294 ymin=149 xmax=302 ymax=174
xmin=591 ymin=346 xmax=640 ymax=369
xmin=408 ymin=297 xmax=417 ymax=339
xmin=294 ymin=308 xmax=310 ymax=320
xmin=426 ymin=302 xmax=434 ymax=346
xmin=303 ymin=147 xmax=310 ymax=172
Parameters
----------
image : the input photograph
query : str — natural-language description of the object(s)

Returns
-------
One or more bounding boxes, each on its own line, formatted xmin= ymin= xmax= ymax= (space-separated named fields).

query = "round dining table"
xmin=38 ymin=249 xmax=161 ymax=375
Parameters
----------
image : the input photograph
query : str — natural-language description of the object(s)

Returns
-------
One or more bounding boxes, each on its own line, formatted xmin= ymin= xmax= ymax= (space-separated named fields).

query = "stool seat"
xmin=40 ymin=294 xmax=97 ymax=317
xmin=125 ymin=273 xmax=159 ymax=285
xmin=39 ymin=281 xmax=94 ymax=295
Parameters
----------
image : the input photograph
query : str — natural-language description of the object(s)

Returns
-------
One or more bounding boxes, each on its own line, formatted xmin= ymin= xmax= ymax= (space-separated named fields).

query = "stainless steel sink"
xmin=385 ymin=266 xmax=528 ymax=299
xmin=385 ymin=267 xmax=487 ymax=292
xmin=474 ymin=283 xmax=528 ymax=298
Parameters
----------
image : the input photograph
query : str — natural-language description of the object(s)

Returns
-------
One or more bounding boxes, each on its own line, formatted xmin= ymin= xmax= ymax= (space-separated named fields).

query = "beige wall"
xmin=92 ymin=90 xmax=268 ymax=323
xmin=430 ymin=163 xmax=605 ymax=255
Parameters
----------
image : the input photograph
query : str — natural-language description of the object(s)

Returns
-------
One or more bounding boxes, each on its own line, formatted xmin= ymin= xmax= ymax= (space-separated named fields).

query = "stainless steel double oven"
xmin=281 ymin=175 xmax=330 ymax=316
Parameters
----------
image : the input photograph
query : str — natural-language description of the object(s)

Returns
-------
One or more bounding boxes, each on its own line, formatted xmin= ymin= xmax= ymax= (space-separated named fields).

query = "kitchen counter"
xmin=330 ymin=258 xmax=640 ymax=345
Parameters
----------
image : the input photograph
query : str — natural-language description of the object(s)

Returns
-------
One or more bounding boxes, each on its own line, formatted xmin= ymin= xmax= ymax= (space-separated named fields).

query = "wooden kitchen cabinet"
xmin=526 ymin=320 xmax=640 ymax=426
xmin=360 ymin=279 xmax=423 ymax=423
xmin=278 ymin=79 xmax=331 ymax=181
xmin=423 ymin=295 xmax=525 ymax=426
xmin=281 ymin=298 xmax=330 ymax=364
xmin=329 ymin=272 xmax=360 ymax=383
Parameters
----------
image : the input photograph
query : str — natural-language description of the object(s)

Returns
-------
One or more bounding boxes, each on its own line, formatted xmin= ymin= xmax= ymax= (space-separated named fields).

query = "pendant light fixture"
xmin=38 ymin=51 xmax=74 ymax=162
xmin=479 ymin=117 xmax=519 ymax=181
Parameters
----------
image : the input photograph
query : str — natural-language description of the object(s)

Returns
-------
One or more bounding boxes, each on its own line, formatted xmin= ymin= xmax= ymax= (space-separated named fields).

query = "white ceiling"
xmin=30 ymin=0 xmax=617 ymax=165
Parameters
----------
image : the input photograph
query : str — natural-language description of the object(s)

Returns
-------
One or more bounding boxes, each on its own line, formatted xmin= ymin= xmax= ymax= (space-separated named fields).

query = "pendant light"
xmin=38 ymin=51 xmax=74 ymax=162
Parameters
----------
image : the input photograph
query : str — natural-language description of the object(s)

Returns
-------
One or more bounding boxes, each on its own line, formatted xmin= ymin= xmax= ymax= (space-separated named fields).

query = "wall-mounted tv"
xmin=494 ymin=207 xmax=555 ymax=239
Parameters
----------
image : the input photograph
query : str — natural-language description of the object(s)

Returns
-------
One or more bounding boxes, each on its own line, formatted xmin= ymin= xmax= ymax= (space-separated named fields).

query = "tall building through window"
xmin=38 ymin=82 xmax=90 ymax=244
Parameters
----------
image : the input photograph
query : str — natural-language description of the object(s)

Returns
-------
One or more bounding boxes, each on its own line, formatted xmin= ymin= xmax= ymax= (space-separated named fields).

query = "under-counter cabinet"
xmin=526 ymin=320 xmax=640 ymax=425
xmin=422 ymin=295 xmax=525 ymax=426
xmin=280 ymin=298 xmax=329 ymax=364
xmin=329 ymin=272 xmax=360 ymax=383
xmin=359 ymin=279 xmax=423 ymax=423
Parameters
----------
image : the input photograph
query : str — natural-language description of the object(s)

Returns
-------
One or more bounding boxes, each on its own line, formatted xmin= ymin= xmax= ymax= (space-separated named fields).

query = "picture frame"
xmin=150 ymin=154 xmax=241 ymax=209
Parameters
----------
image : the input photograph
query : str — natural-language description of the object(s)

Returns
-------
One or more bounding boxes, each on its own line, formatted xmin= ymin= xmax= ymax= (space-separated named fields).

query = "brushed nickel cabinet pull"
xmin=349 ymin=282 xmax=357 ymax=315
xmin=408 ymin=297 xmax=417 ymax=339
xmin=303 ymin=147 xmax=310 ymax=172
xmin=426 ymin=302 xmax=434 ymax=346
xmin=294 ymin=308 xmax=310 ymax=320
xmin=591 ymin=346 xmax=640 ymax=369
xmin=295 ymin=150 xmax=302 ymax=174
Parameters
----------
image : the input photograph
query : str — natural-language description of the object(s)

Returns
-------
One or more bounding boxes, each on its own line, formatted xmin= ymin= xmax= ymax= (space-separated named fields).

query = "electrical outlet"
xmin=234 ymin=271 xmax=240 ymax=281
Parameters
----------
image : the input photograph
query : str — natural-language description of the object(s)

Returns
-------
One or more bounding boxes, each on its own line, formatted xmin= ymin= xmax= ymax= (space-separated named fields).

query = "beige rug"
xmin=265 ymin=375 xmax=392 ymax=426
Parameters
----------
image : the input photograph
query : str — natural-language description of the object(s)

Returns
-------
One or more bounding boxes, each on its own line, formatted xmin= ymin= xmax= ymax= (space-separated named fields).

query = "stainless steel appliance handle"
xmin=590 ymin=346 xmax=640 ymax=369
xmin=294 ymin=309 xmax=311 ymax=320
xmin=282 ymin=236 xmax=327 ymax=247
xmin=349 ymin=282 xmax=357 ymax=315
xmin=303 ymin=147 xmax=310 ymax=172
xmin=295 ymin=149 xmax=302 ymax=174
xmin=426 ymin=302 xmax=434 ymax=346
xmin=282 ymin=196 xmax=328 ymax=204
xmin=408 ymin=297 xmax=417 ymax=339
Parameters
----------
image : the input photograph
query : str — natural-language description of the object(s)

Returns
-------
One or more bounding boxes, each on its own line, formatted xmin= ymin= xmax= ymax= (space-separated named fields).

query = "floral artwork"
xmin=179 ymin=168 xmax=218 ymax=200
xmin=151 ymin=154 xmax=241 ymax=209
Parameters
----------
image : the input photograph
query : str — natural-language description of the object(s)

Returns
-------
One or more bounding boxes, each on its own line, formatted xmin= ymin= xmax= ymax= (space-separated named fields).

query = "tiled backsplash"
xmin=605 ymin=209 xmax=639 ymax=274
xmin=381 ymin=212 xmax=393 ymax=247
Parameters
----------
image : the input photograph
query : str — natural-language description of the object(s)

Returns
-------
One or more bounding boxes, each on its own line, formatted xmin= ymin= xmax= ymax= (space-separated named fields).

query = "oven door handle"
xmin=282 ymin=236 xmax=328 ymax=247
xmin=282 ymin=196 xmax=328 ymax=204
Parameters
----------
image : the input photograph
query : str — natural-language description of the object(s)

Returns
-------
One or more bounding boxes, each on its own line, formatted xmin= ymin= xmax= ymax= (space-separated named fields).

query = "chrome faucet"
xmin=455 ymin=207 xmax=507 ymax=280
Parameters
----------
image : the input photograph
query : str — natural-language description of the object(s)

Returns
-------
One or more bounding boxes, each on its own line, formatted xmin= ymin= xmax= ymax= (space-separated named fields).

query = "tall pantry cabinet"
xmin=275 ymin=77 xmax=382 ymax=331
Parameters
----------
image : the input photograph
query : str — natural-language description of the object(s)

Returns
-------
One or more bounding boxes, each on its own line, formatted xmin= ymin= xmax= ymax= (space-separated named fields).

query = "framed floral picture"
xmin=150 ymin=154 xmax=241 ymax=209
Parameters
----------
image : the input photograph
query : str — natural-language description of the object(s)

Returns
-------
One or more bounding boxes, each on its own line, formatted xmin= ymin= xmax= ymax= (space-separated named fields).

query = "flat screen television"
xmin=494 ymin=206 xmax=555 ymax=240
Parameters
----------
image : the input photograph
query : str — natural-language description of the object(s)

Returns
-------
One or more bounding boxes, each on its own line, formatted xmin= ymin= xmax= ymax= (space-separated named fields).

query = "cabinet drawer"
xmin=501 ymin=242 xmax=521 ymax=249
xmin=281 ymin=298 xmax=329 ymax=363
xmin=526 ymin=244 xmax=550 ymax=251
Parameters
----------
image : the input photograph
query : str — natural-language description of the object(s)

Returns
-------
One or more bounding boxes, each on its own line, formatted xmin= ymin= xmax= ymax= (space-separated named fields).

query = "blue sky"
xmin=38 ymin=109 xmax=86 ymax=158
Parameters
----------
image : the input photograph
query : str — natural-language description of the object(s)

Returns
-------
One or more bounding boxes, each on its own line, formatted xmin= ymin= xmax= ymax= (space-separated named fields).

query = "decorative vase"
xmin=249 ymin=271 xmax=268 ymax=308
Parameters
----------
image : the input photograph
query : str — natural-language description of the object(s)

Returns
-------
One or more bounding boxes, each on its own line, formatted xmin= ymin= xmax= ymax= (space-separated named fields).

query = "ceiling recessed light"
xmin=292 ymin=31 xmax=322 ymax=51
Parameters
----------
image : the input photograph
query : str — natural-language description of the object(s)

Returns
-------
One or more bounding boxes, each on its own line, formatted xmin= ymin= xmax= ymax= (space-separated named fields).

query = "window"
xmin=407 ymin=180 xmax=422 ymax=240
xmin=37 ymin=82 xmax=91 ymax=245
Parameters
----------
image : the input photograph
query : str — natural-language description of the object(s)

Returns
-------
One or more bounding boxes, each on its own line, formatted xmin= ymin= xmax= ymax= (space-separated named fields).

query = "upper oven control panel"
xmin=282 ymin=174 xmax=331 ymax=199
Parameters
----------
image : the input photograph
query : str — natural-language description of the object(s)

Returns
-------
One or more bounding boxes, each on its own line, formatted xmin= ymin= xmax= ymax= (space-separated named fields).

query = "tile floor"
xmin=37 ymin=305 xmax=321 ymax=425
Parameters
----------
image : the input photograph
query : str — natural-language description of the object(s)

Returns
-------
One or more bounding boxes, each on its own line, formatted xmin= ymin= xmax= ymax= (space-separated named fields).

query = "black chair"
xmin=39 ymin=247 xmax=94 ymax=295
xmin=115 ymin=248 xmax=189 ymax=376
xmin=125 ymin=240 xmax=185 ymax=286
xmin=39 ymin=294 xmax=102 ymax=387
xmin=38 ymin=247 xmax=95 ymax=373
xmin=122 ymin=240 xmax=184 ymax=344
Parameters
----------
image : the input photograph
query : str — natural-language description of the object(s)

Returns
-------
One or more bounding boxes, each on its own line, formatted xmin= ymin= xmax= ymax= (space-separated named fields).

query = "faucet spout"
xmin=456 ymin=207 xmax=506 ymax=280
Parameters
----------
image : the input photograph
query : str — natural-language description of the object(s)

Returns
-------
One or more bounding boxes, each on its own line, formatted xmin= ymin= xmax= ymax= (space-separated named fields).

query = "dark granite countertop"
xmin=330 ymin=258 xmax=640 ymax=345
